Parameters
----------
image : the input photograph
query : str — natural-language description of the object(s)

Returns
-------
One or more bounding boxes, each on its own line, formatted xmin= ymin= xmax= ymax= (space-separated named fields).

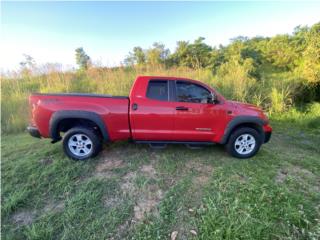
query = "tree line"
xmin=121 ymin=23 xmax=319 ymax=83
xmin=22 ymin=22 xmax=320 ymax=103
xmin=119 ymin=22 xmax=319 ymax=103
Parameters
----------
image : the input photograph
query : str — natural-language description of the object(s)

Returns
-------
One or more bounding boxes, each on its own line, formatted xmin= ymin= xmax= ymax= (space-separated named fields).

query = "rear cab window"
xmin=146 ymin=80 xmax=169 ymax=101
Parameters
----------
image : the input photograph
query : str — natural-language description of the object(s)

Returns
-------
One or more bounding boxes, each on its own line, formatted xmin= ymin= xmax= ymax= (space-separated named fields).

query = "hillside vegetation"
xmin=1 ymin=23 xmax=320 ymax=133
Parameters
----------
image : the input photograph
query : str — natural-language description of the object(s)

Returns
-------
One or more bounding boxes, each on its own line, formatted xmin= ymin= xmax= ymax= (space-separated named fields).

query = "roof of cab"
xmin=137 ymin=75 xmax=193 ymax=81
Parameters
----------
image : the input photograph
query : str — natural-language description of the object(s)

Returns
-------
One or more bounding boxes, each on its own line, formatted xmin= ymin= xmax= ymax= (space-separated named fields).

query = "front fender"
xmin=219 ymin=116 xmax=266 ymax=144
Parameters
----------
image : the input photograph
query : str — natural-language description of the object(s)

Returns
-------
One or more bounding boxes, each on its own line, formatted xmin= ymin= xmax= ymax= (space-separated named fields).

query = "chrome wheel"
xmin=68 ymin=134 xmax=93 ymax=157
xmin=234 ymin=133 xmax=256 ymax=155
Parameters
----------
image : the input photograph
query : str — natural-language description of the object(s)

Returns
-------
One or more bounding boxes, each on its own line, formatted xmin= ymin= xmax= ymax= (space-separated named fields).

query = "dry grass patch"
xmin=120 ymin=163 xmax=164 ymax=223
xmin=133 ymin=187 xmax=163 ymax=221
xmin=120 ymin=171 xmax=137 ymax=195
xmin=11 ymin=210 xmax=35 ymax=227
xmin=39 ymin=157 xmax=53 ymax=165
xmin=95 ymin=148 xmax=128 ymax=178
xmin=43 ymin=200 xmax=65 ymax=213
xmin=140 ymin=164 xmax=157 ymax=178
xmin=186 ymin=161 xmax=214 ymax=186
xmin=276 ymin=165 xmax=320 ymax=193
xmin=276 ymin=165 xmax=316 ymax=184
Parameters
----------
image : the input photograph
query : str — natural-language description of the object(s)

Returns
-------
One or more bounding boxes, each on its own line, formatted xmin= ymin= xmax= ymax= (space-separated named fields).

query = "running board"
xmin=134 ymin=140 xmax=215 ymax=145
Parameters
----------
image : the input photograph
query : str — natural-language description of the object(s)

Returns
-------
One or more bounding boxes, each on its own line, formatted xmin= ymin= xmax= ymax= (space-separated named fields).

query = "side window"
xmin=176 ymin=81 xmax=211 ymax=103
xmin=146 ymin=80 xmax=168 ymax=101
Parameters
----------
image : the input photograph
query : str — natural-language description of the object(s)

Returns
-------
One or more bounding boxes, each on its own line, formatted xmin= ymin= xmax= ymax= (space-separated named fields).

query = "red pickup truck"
xmin=27 ymin=76 xmax=272 ymax=160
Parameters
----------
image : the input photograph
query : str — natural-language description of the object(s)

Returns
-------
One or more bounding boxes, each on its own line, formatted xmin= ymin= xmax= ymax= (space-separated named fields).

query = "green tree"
xmin=133 ymin=47 xmax=146 ymax=65
xmin=170 ymin=37 xmax=212 ymax=69
xmin=187 ymin=37 xmax=212 ymax=69
xmin=222 ymin=37 xmax=262 ymax=79
xmin=301 ymin=22 xmax=320 ymax=84
xmin=124 ymin=46 xmax=146 ymax=66
xmin=75 ymin=47 xmax=91 ymax=70
xmin=146 ymin=42 xmax=170 ymax=66
xmin=263 ymin=35 xmax=298 ymax=70
xmin=169 ymin=41 xmax=191 ymax=67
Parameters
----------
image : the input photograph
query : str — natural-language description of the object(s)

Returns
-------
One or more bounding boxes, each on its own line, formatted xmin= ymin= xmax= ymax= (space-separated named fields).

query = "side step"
xmin=135 ymin=140 xmax=214 ymax=150
xmin=149 ymin=143 xmax=167 ymax=149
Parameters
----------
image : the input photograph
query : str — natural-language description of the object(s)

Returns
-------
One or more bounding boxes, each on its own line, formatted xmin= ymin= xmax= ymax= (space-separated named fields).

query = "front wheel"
xmin=63 ymin=127 xmax=102 ymax=160
xmin=226 ymin=127 xmax=262 ymax=159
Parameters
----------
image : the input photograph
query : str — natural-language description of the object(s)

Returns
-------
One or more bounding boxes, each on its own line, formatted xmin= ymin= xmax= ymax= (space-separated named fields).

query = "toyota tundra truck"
xmin=27 ymin=76 xmax=272 ymax=160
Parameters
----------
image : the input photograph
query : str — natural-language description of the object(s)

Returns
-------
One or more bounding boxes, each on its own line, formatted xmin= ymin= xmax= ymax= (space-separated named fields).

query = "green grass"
xmin=1 ymin=119 xmax=320 ymax=239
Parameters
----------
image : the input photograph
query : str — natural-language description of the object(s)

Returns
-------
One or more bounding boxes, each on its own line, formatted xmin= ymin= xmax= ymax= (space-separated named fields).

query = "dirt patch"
xmin=133 ymin=187 xmax=163 ymax=221
xmin=291 ymin=166 xmax=316 ymax=178
xmin=104 ymin=196 xmax=124 ymax=209
xmin=276 ymin=166 xmax=316 ymax=184
xmin=119 ymin=163 xmax=164 ymax=222
xmin=186 ymin=161 xmax=214 ymax=185
xmin=110 ymin=220 xmax=132 ymax=240
xmin=95 ymin=158 xmax=124 ymax=179
xmin=276 ymin=166 xmax=319 ymax=192
xmin=120 ymin=172 xmax=137 ymax=195
xmin=43 ymin=201 xmax=65 ymax=213
xmin=12 ymin=211 xmax=35 ymax=226
xmin=140 ymin=164 xmax=157 ymax=178
xmin=95 ymin=149 xmax=126 ymax=178
xmin=186 ymin=161 xmax=213 ymax=175
xmin=96 ymin=159 xmax=124 ymax=172
xmin=231 ymin=173 xmax=247 ymax=183
xmin=276 ymin=169 xmax=288 ymax=183
xmin=133 ymin=164 xmax=163 ymax=220
xmin=39 ymin=157 xmax=53 ymax=165
xmin=194 ymin=175 xmax=210 ymax=185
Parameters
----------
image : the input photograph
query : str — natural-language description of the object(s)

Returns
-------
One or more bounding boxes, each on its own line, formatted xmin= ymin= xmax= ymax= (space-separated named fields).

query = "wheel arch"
xmin=49 ymin=110 xmax=109 ymax=143
xmin=220 ymin=116 xmax=266 ymax=144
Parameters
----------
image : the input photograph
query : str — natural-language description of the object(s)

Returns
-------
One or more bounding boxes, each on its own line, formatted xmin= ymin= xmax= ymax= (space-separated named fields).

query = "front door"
xmin=173 ymin=80 xmax=221 ymax=141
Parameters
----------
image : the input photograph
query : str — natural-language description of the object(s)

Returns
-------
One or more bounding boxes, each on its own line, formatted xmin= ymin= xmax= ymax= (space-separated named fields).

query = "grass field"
xmin=1 ymin=118 xmax=320 ymax=240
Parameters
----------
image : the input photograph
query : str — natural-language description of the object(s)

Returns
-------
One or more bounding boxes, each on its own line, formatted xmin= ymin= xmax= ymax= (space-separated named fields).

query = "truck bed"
xmin=29 ymin=93 xmax=131 ymax=141
xmin=31 ymin=92 xmax=128 ymax=99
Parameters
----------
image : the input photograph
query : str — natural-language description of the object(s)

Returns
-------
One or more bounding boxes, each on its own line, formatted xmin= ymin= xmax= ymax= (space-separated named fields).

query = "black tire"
xmin=63 ymin=127 xmax=102 ymax=160
xmin=225 ymin=127 xmax=262 ymax=159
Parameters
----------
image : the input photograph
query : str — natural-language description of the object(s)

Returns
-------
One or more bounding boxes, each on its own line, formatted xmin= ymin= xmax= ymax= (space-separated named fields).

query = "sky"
xmin=1 ymin=1 xmax=320 ymax=71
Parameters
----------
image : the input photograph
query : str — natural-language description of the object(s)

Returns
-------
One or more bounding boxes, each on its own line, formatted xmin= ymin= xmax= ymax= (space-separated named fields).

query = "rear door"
xmin=172 ymin=80 xmax=220 ymax=141
xmin=130 ymin=79 xmax=176 ymax=141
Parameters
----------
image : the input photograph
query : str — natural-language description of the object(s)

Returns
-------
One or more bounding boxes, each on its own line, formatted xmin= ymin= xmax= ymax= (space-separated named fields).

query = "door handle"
xmin=176 ymin=106 xmax=189 ymax=111
xmin=132 ymin=103 xmax=138 ymax=111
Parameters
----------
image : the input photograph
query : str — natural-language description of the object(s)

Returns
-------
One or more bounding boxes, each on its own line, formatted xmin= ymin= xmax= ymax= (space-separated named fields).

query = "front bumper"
xmin=27 ymin=126 xmax=41 ymax=138
xmin=264 ymin=131 xmax=272 ymax=143
xmin=263 ymin=124 xmax=272 ymax=143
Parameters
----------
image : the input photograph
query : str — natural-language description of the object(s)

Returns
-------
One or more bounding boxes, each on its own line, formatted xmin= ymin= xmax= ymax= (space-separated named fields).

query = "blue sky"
xmin=1 ymin=1 xmax=320 ymax=71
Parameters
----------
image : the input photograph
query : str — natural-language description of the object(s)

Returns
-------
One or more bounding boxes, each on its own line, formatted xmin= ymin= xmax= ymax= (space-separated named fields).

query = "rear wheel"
xmin=226 ymin=127 xmax=262 ymax=158
xmin=63 ymin=127 xmax=102 ymax=160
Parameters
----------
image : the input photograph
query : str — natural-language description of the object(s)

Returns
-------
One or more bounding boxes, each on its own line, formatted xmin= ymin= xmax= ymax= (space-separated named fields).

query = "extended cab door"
xmin=172 ymin=80 xmax=225 ymax=142
xmin=130 ymin=79 xmax=176 ymax=141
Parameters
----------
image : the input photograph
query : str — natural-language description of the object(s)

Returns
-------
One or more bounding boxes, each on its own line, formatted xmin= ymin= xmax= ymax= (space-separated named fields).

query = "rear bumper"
xmin=27 ymin=126 xmax=41 ymax=138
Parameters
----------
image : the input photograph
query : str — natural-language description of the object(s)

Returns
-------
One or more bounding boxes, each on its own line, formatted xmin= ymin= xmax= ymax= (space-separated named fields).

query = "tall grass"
xmin=1 ymin=66 xmax=319 ymax=134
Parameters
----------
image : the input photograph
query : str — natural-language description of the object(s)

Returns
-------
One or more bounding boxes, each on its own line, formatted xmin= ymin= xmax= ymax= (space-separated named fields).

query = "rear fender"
xmin=49 ymin=110 xmax=109 ymax=142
